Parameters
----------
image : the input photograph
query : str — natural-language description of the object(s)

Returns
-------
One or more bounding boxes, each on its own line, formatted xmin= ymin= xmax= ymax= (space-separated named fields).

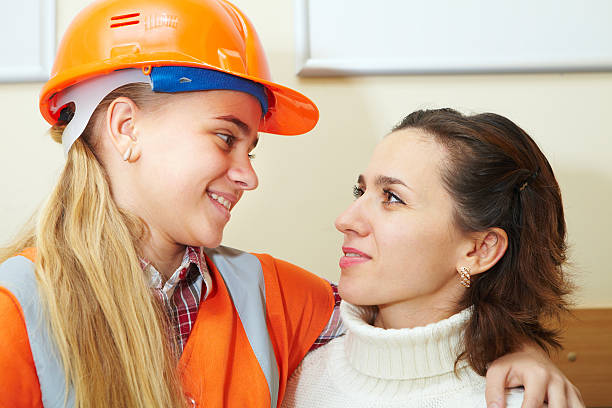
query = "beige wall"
xmin=1 ymin=0 xmax=610 ymax=307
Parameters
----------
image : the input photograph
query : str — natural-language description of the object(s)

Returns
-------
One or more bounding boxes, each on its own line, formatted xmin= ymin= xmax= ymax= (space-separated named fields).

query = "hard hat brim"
xmin=40 ymin=59 xmax=319 ymax=136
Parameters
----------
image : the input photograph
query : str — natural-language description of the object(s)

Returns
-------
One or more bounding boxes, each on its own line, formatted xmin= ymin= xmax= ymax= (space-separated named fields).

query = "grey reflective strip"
xmin=204 ymin=247 xmax=280 ymax=408
xmin=0 ymin=256 xmax=75 ymax=408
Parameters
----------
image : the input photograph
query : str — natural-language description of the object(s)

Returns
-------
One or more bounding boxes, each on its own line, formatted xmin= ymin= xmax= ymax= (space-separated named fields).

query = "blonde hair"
xmin=1 ymin=84 xmax=186 ymax=407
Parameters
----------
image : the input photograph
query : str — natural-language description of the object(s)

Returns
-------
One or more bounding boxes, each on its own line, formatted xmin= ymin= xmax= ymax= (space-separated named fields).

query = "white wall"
xmin=1 ymin=0 xmax=610 ymax=307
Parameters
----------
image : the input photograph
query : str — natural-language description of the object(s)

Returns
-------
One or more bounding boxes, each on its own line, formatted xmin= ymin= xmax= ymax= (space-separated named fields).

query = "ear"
xmin=459 ymin=227 xmax=508 ymax=276
xmin=105 ymin=97 xmax=142 ymax=162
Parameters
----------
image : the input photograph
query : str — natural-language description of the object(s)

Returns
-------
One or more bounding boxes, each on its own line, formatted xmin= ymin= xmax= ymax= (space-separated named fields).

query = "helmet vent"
xmin=110 ymin=13 xmax=141 ymax=28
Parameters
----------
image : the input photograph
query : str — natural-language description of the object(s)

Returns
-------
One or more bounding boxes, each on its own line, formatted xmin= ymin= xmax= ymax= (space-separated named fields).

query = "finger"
xmin=485 ymin=365 xmax=510 ymax=408
xmin=520 ymin=373 xmax=547 ymax=408
xmin=546 ymin=378 xmax=568 ymax=408
xmin=566 ymin=384 xmax=585 ymax=408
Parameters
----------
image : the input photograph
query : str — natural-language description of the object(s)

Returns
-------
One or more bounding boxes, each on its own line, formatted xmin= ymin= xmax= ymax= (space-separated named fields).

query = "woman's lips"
xmin=339 ymin=247 xmax=372 ymax=268
xmin=207 ymin=191 xmax=234 ymax=221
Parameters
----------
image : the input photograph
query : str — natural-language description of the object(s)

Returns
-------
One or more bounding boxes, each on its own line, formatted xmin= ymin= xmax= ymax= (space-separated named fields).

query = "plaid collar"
xmin=143 ymin=246 xmax=213 ymax=301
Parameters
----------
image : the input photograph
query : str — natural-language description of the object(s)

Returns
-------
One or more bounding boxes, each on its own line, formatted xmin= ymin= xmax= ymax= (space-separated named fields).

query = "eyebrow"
xmin=215 ymin=115 xmax=259 ymax=149
xmin=215 ymin=115 xmax=251 ymax=134
xmin=357 ymin=174 xmax=409 ymax=189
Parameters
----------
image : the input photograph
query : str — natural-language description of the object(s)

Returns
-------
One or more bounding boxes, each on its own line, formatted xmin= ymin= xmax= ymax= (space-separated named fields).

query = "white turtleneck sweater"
xmin=281 ymin=302 xmax=524 ymax=407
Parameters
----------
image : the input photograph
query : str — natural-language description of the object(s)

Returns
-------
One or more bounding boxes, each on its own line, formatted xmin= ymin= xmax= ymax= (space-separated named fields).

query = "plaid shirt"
xmin=145 ymin=246 xmax=344 ymax=355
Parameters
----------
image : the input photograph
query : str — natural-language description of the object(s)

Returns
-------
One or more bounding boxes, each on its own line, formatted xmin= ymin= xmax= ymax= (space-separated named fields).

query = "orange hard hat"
xmin=39 ymin=0 xmax=318 ymax=136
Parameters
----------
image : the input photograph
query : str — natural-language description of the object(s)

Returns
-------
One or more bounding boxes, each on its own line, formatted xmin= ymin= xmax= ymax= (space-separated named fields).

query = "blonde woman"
xmin=283 ymin=109 xmax=584 ymax=408
xmin=0 ymin=1 xmax=580 ymax=407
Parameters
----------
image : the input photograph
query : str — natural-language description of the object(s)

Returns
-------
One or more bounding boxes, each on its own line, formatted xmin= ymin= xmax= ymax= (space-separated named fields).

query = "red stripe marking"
xmin=110 ymin=20 xmax=139 ymax=28
xmin=110 ymin=13 xmax=140 ymax=20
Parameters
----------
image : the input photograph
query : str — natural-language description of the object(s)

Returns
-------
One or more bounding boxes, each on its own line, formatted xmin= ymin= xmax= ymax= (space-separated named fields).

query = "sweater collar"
xmin=341 ymin=301 xmax=472 ymax=380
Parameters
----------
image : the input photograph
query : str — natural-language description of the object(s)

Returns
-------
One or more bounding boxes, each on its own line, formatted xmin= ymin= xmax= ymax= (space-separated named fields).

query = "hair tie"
xmin=519 ymin=168 xmax=540 ymax=192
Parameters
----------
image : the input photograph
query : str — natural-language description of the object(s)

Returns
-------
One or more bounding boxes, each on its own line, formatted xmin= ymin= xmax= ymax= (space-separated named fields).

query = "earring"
xmin=122 ymin=145 xmax=133 ymax=161
xmin=458 ymin=266 xmax=471 ymax=288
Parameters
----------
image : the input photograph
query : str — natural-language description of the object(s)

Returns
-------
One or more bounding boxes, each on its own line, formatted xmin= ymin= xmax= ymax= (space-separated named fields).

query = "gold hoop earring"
xmin=458 ymin=266 xmax=471 ymax=288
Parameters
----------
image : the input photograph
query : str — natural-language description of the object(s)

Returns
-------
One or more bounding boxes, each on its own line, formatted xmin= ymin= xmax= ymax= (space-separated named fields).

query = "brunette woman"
xmin=283 ymin=109 xmax=583 ymax=408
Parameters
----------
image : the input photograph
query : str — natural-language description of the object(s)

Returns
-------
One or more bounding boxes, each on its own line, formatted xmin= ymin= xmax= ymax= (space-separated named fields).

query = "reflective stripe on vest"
xmin=0 ymin=255 xmax=75 ymax=407
xmin=204 ymin=246 xmax=280 ymax=408
xmin=0 ymin=246 xmax=279 ymax=408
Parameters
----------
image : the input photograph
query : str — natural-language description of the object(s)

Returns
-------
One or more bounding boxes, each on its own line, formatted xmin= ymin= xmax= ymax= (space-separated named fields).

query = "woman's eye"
xmin=383 ymin=189 xmax=404 ymax=205
xmin=248 ymin=153 xmax=256 ymax=160
xmin=217 ymin=133 xmax=235 ymax=147
xmin=352 ymin=185 xmax=364 ymax=199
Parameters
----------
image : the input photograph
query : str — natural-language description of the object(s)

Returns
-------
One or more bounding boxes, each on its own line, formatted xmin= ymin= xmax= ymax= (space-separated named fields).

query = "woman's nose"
xmin=335 ymin=198 xmax=368 ymax=237
xmin=228 ymin=154 xmax=259 ymax=190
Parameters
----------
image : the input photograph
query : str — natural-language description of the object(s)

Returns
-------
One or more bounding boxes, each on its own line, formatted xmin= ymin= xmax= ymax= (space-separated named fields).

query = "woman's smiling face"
xmin=335 ymin=129 xmax=472 ymax=315
xmin=120 ymin=89 xmax=262 ymax=249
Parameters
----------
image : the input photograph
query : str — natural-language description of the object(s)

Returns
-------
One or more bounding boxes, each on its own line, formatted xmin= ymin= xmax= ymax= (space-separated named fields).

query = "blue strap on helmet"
xmin=150 ymin=66 xmax=269 ymax=114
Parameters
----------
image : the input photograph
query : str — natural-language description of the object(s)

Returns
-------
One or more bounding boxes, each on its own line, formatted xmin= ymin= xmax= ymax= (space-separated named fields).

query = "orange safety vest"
xmin=0 ymin=247 xmax=334 ymax=407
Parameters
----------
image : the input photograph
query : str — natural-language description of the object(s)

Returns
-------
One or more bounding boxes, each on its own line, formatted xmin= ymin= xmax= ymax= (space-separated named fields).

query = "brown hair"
xmin=393 ymin=108 xmax=572 ymax=375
